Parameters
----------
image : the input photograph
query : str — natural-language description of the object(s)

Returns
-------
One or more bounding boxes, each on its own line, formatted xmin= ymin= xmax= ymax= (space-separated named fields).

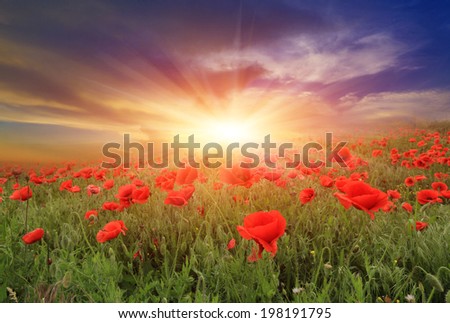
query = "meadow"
xmin=0 ymin=125 xmax=449 ymax=303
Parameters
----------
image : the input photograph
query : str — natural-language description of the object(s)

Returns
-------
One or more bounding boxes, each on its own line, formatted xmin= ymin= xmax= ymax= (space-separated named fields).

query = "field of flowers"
xmin=1 ymin=125 xmax=449 ymax=303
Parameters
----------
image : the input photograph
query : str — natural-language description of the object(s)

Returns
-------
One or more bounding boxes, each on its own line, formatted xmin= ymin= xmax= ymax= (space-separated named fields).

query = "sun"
xmin=157 ymin=115 xmax=264 ymax=145
xmin=149 ymin=89 xmax=303 ymax=146
xmin=205 ymin=120 xmax=254 ymax=143
xmin=171 ymin=113 xmax=285 ymax=145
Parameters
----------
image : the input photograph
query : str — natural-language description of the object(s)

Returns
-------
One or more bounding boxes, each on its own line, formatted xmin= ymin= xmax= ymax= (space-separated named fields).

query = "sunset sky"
xmin=1 ymin=0 xmax=449 ymax=163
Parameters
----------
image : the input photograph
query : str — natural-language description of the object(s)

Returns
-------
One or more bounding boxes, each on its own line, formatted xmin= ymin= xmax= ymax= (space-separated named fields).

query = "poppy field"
xmin=1 ymin=125 xmax=449 ymax=303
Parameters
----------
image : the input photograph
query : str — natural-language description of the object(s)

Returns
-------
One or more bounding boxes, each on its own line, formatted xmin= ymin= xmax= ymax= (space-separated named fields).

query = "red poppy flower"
xmin=176 ymin=166 xmax=198 ymax=186
xmin=164 ymin=185 xmax=195 ymax=207
xmin=431 ymin=182 xmax=448 ymax=192
xmin=115 ymin=184 xmax=135 ymax=202
xmin=372 ymin=150 xmax=383 ymax=157
xmin=320 ymin=175 xmax=334 ymax=188
xmin=387 ymin=190 xmax=401 ymax=200
xmin=404 ymin=177 xmax=416 ymax=187
xmin=350 ymin=172 xmax=369 ymax=181
xmin=10 ymin=186 xmax=32 ymax=201
xmin=41 ymin=167 xmax=56 ymax=176
xmin=299 ymin=188 xmax=315 ymax=204
xmin=275 ymin=178 xmax=287 ymax=188
xmin=0 ymin=187 xmax=4 ymax=194
xmin=96 ymin=220 xmax=128 ymax=243
xmin=263 ymin=170 xmax=283 ymax=181
xmin=237 ymin=210 xmax=286 ymax=260
xmin=102 ymin=201 xmax=122 ymax=211
xmin=30 ymin=175 xmax=45 ymax=185
xmin=227 ymin=238 xmax=236 ymax=250
xmin=382 ymin=201 xmax=395 ymax=212
xmin=131 ymin=186 xmax=150 ymax=204
xmin=335 ymin=176 xmax=351 ymax=191
xmin=287 ymin=170 xmax=298 ymax=179
xmin=415 ymin=221 xmax=428 ymax=231
xmin=59 ymin=179 xmax=72 ymax=191
xmin=213 ymin=182 xmax=223 ymax=190
xmin=74 ymin=167 xmax=93 ymax=179
xmin=402 ymin=202 xmax=413 ymax=213
xmin=86 ymin=184 xmax=101 ymax=196
xmin=220 ymin=165 xmax=258 ymax=188
xmin=434 ymin=172 xmax=448 ymax=180
xmin=416 ymin=190 xmax=442 ymax=205
xmin=132 ymin=178 xmax=144 ymax=187
xmin=414 ymin=175 xmax=427 ymax=181
xmin=298 ymin=167 xmax=313 ymax=176
xmin=335 ymin=146 xmax=353 ymax=162
xmin=94 ymin=169 xmax=107 ymax=181
xmin=155 ymin=171 xmax=176 ymax=191
xmin=71 ymin=185 xmax=80 ymax=193
xmin=22 ymin=228 xmax=44 ymax=244
xmin=417 ymin=140 xmax=426 ymax=147
xmin=103 ymin=179 xmax=114 ymax=190
xmin=334 ymin=181 xmax=388 ymax=219
xmin=59 ymin=179 xmax=80 ymax=193
xmin=84 ymin=210 xmax=98 ymax=221
xmin=45 ymin=176 xmax=57 ymax=183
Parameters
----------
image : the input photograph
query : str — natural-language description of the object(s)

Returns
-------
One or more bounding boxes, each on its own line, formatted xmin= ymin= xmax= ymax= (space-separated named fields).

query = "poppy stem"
xmin=23 ymin=175 xmax=30 ymax=233
xmin=47 ymin=239 xmax=51 ymax=283
xmin=25 ymin=191 xmax=29 ymax=233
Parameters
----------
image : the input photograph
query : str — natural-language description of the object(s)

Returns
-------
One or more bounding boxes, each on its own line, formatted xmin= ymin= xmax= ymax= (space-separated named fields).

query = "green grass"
xmin=0 ymin=127 xmax=449 ymax=303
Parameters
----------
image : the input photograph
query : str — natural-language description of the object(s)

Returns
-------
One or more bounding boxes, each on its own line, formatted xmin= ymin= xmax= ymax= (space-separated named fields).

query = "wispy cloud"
xmin=339 ymin=90 xmax=450 ymax=124
xmin=198 ymin=31 xmax=409 ymax=85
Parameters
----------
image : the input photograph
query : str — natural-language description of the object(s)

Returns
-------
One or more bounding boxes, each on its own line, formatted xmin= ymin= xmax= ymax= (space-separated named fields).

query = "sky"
xmin=0 ymin=0 xmax=450 ymax=163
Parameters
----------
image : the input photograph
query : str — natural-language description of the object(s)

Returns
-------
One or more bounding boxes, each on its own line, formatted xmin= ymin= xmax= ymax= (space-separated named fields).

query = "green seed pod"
xmin=62 ymin=271 xmax=72 ymax=288
xmin=425 ymin=273 xmax=444 ymax=293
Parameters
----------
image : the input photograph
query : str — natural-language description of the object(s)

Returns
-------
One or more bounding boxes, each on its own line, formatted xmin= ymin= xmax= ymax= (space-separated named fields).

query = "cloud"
xmin=192 ymin=64 xmax=267 ymax=99
xmin=198 ymin=31 xmax=409 ymax=85
xmin=337 ymin=90 xmax=450 ymax=125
